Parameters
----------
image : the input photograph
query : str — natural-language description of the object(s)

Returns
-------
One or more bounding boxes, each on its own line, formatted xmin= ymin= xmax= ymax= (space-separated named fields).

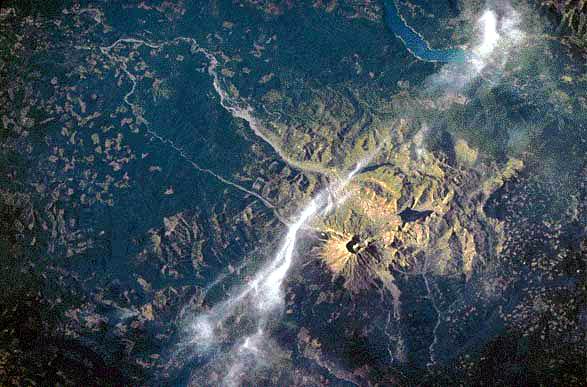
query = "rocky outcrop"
xmin=539 ymin=0 xmax=587 ymax=45
xmin=311 ymin=135 xmax=522 ymax=293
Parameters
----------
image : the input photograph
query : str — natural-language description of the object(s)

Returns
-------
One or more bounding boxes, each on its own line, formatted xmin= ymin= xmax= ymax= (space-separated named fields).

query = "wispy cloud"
xmin=426 ymin=3 xmax=525 ymax=93
xmin=173 ymin=3 xmax=530 ymax=384
xmin=174 ymin=156 xmax=376 ymax=385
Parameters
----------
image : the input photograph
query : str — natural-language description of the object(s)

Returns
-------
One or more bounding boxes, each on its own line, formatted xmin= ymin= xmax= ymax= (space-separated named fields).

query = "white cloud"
xmin=471 ymin=10 xmax=500 ymax=71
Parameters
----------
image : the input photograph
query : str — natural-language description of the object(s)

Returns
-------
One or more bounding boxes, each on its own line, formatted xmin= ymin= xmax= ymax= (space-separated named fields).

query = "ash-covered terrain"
xmin=0 ymin=0 xmax=585 ymax=386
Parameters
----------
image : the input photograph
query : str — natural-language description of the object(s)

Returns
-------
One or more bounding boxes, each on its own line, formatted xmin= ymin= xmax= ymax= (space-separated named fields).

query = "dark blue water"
xmin=6 ymin=1 xmax=586 ymax=385
xmin=384 ymin=0 xmax=468 ymax=63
